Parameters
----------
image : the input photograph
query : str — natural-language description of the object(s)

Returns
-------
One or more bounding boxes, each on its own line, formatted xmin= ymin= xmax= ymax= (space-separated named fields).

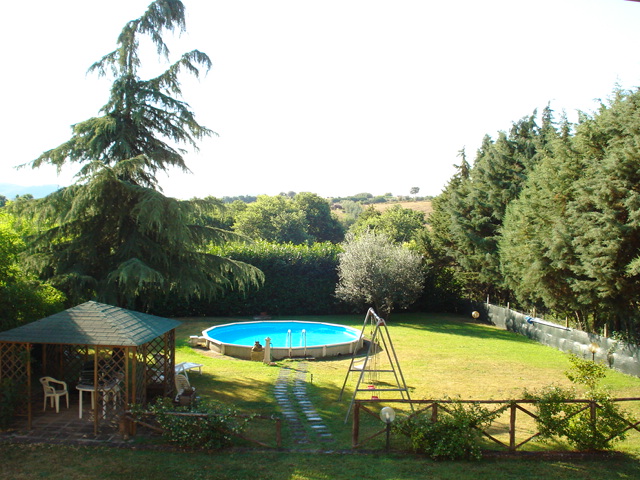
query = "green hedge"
xmin=153 ymin=240 xmax=465 ymax=318
xmin=156 ymin=241 xmax=346 ymax=317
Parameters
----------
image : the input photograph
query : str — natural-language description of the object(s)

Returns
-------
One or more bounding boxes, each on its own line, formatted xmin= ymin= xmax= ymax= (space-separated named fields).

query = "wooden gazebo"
xmin=0 ymin=301 xmax=181 ymax=434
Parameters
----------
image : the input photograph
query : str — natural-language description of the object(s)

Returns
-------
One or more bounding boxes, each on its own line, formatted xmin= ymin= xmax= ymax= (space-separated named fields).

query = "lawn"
xmin=3 ymin=444 xmax=640 ymax=480
xmin=3 ymin=312 xmax=640 ymax=479
xmin=171 ymin=312 xmax=640 ymax=452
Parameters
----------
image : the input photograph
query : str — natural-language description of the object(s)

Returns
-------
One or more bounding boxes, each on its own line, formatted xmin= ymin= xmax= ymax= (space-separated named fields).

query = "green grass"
xmin=4 ymin=312 xmax=640 ymax=479
xmin=2 ymin=444 xmax=640 ymax=480
xmin=172 ymin=313 xmax=640 ymax=453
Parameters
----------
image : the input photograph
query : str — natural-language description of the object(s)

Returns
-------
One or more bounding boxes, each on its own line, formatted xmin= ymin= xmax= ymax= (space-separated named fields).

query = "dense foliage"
xmin=166 ymin=241 xmax=344 ymax=316
xmin=233 ymin=193 xmax=344 ymax=244
xmin=429 ymin=90 xmax=640 ymax=337
xmin=0 ymin=211 xmax=65 ymax=331
xmin=349 ymin=205 xmax=425 ymax=243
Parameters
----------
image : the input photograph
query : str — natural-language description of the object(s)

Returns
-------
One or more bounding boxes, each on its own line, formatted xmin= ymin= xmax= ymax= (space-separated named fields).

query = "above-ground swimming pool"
xmin=201 ymin=321 xmax=363 ymax=360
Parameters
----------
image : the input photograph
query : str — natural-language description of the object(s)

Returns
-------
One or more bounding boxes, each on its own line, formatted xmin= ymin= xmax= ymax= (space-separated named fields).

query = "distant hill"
xmin=0 ymin=183 xmax=61 ymax=199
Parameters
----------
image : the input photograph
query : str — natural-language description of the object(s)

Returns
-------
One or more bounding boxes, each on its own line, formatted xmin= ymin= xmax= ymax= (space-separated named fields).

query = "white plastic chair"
xmin=174 ymin=373 xmax=191 ymax=393
xmin=39 ymin=376 xmax=69 ymax=413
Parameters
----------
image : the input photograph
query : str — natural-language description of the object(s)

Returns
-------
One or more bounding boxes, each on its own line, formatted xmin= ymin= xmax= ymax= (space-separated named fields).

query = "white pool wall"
xmin=201 ymin=321 xmax=363 ymax=360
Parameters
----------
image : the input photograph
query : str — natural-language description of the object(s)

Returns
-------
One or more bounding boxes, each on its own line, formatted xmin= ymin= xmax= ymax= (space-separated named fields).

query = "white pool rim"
xmin=201 ymin=320 xmax=364 ymax=360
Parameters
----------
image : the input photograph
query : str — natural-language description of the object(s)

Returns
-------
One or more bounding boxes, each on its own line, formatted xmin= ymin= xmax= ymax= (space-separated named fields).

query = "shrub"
xmin=394 ymin=400 xmax=502 ymax=460
xmin=139 ymin=397 xmax=249 ymax=450
xmin=525 ymin=354 xmax=632 ymax=450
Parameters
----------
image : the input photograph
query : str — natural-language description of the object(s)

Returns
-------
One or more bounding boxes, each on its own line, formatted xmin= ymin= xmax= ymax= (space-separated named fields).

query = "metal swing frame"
xmin=339 ymin=308 xmax=412 ymax=422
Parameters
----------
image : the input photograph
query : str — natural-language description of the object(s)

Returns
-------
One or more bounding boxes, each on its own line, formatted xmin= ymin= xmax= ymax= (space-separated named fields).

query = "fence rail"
xmin=352 ymin=398 xmax=640 ymax=451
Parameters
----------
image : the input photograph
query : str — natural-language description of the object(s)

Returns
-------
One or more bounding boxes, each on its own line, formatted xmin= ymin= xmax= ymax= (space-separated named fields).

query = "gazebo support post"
xmin=93 ymin=347 xmax=99 ymax=435
xmin=27 ymin=343 xmax=32 ymax=430
xmin=129 ymin=346 xmax=137 ymax=436
xmin=41 ymin=344 xmax=47 ymax=377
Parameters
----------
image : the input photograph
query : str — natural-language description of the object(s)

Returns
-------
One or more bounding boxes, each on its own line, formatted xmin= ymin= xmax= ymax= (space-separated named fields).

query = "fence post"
xmin=590 ymin=400 xmax=597 ymax=441
xmin=431 ymin=403 xmax=438 ymax=423
xmin=509 ymin=402 xmax=517 ymax=451
xmin=275 ymin=416 xmax=282 ymax=448
xmin=352 ymin=402 xmax=360 ymax=447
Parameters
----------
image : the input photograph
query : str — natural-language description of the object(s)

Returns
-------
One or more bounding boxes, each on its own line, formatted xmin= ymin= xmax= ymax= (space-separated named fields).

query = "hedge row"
xmin=156 ymin=241 xmax=347 ymax=317
xmin=154 ymin=241 xmax=465 ymax=318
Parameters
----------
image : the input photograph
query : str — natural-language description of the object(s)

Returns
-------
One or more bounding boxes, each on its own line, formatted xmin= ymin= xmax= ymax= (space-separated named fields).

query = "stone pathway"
xmin=274 ymin=362 xmax=333 ymax=446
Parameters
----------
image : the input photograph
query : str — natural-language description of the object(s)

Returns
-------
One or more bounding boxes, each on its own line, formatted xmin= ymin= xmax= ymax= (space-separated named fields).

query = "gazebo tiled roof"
xmin=0 ymin=301 xmax=181 ymax=346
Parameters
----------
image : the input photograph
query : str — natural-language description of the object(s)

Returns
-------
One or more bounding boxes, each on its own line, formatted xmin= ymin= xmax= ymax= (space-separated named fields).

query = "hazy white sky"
xmin=2 ymin=0 xmax=640 ymax=199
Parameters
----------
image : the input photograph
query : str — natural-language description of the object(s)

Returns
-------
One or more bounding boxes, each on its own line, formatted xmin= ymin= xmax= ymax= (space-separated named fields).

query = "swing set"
xmin=339 ymin=308 xmax=412 ymax=422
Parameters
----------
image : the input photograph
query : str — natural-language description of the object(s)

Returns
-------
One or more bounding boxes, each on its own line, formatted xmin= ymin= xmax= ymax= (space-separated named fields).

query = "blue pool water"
xmin=203 ymin=321 xmax=361 ymax=348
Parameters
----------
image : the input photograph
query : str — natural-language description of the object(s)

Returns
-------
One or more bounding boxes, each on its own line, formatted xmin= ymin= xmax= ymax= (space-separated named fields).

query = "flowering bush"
xmin=136 ymin=397 xmax=249 ymax=450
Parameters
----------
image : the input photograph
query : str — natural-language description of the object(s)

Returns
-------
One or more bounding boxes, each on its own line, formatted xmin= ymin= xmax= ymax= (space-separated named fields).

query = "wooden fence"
xmin=352 ymin=398 xmax=640 ymax=451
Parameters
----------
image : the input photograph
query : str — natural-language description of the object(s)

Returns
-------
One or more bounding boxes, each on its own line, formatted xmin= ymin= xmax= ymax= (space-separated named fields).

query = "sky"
xmin=2 ymin=0 xmax=640 ymax=200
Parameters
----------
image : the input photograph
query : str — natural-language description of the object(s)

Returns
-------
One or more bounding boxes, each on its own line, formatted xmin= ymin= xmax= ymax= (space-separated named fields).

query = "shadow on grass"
xmin=188 ymin=372 xmax=276 ymax=411
xmin=393 ymin=314 xmax=534 ymax=344
xmin=6 ymin=443 xmax=640 ymax=480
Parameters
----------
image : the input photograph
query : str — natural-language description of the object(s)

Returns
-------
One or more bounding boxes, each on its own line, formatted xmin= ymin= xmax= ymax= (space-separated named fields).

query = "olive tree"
xmin=335 ymin=231 xmax=424 ymax=317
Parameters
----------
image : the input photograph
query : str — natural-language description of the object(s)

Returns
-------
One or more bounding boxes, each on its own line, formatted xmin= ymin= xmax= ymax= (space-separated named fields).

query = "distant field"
xmin=371 ymin=200 xmax=433 ymax=218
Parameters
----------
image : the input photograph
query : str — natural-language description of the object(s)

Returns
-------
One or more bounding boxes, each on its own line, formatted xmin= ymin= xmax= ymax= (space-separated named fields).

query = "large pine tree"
xmin=500 ymin=93 xmax=640 ymax=336
xmin=565 ymin=89 xmax=640 ymax=334
xmin=21 ymin=0 xmax=263 ymax=311
xmin=429 ymin=111 xmax=551 ymax=303
xmin=499 ymin=113 xmax=585 ymax=321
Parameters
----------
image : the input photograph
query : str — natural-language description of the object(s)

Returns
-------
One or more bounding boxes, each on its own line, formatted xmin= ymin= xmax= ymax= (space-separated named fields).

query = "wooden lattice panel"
xmin=0 ymin=343 xmax=29 ymax=383
xmin=62 ymin=345 xmax=90 ymax=385
xmin=134 ymin=348 xmax=147 ymax=405
xmin=0 ymin=343 xmax=30 ymax=415
xmin=94 ymin=346 xmax=127 ymax=426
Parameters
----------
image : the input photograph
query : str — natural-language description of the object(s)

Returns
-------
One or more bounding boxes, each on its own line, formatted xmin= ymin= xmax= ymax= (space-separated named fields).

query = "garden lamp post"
xmin=589 ymin=342 xmax=600 ymax=362
xmin=380 ymin=406 xmax=396 ymax=451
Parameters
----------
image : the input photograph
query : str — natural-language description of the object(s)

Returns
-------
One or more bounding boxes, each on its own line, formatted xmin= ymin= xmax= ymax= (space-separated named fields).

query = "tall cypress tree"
xmin=21 ymin=0 xmax=263 ymax=311
xmin=565 ymin=89 xmax=640 ymax=335
xmin=499 ymin=113 xmax=586 ymax=320
xmin=438 ymin=113 xmax=542 ymax=301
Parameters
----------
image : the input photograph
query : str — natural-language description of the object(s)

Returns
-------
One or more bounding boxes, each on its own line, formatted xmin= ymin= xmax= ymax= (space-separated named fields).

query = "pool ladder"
xmin=287 ymin=329 xmax=307 ymax=357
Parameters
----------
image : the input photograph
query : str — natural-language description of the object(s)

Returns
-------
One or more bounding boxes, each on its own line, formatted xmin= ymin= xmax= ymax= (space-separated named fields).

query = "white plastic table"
xmin=76 ymin=378 xmax=121 ymax=419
